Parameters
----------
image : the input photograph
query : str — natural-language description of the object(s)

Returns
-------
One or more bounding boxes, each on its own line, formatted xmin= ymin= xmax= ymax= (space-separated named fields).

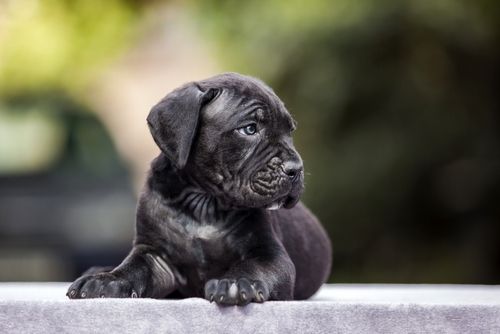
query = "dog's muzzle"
xmin=260 ymin=158 xmax=304 ymax=210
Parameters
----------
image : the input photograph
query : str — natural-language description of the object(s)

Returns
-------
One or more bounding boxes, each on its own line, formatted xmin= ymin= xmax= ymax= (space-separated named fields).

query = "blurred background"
xmin=0 ymin=0 xmax=499 ymax=284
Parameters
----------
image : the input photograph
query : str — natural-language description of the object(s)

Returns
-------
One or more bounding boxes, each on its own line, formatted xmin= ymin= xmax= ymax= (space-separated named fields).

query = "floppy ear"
xmin=147 ymin=83 xmax=218 ymax=169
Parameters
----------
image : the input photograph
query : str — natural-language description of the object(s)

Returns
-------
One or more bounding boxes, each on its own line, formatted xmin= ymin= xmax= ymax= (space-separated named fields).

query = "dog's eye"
xmin=238 ymin=123 xmax=258 ymax=136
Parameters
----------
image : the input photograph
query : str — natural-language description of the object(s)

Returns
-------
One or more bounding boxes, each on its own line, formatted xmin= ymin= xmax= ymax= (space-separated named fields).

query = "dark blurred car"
xmin=0 ymin=95 xmax=135 ymax=281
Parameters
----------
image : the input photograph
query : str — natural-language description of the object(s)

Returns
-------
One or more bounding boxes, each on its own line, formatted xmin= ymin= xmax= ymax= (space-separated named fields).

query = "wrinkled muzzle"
xmin=251 ymin=157 xmax=304 ymax=210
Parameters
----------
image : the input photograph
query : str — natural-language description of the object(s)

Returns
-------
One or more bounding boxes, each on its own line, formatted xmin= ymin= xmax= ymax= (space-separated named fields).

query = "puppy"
xmin=67 ymin=73 xmax=332 ymax=305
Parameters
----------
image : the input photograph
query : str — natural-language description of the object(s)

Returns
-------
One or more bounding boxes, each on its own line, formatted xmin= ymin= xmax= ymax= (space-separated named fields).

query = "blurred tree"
xmin=0 ymin=0 xmax=143 ymax=97
xmin=194 ymin=0 xmax=500 ymax=283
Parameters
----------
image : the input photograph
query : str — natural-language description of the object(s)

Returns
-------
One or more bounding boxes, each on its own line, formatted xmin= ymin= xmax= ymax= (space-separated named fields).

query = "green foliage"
xmin=0 ymin=0 xmax=141 ymax=97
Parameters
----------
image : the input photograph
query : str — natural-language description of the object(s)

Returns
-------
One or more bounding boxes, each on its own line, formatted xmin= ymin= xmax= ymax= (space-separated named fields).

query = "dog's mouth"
xmin=248 ymin=158 xmax=304 ymax=210
xmin=251 ymin=177 xmax=303 ymax=210
xmin=266 ymin=198 xmax=286 ymax=210
xmin=265 ymin=194 xmax=300 ymax=210
xmin=283 ymin=193 xmax=300 ymax=208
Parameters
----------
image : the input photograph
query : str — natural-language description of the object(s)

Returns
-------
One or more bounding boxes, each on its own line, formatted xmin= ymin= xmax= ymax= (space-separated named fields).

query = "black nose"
xmin=283 ymin=160 xmax=303 ymax=181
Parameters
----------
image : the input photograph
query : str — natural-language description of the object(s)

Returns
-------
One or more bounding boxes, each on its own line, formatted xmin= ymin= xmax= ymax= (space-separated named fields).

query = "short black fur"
xmin=67 ymin=73 xmax=332 ymax=305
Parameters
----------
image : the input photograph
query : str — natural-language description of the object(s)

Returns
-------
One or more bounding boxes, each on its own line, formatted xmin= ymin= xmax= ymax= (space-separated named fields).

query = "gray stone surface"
xmin=0 ymin=283 xmax=499 ymax=333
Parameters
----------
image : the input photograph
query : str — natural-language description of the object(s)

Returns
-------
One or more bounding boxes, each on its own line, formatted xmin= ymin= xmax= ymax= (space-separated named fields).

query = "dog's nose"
xmin=283 ymin=160 xmax=303 ymax=181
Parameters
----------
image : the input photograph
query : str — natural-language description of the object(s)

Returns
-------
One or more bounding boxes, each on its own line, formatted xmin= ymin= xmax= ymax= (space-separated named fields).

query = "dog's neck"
xmin=147 ymin=154 xmax=228 ymax=222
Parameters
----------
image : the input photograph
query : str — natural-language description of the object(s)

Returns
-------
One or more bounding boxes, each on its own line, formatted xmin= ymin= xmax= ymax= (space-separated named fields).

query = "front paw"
xmin=204 ymin=278 xmax=269 ymax=306
xmin=67 ymin=272 xmax=138 ymax=299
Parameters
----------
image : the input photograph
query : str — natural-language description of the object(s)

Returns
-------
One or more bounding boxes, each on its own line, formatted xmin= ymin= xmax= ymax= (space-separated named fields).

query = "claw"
xmin=241 ymin=292 xmax=247 ymax=301
xmin=219 ymin=295 xmax=224 ymax=303
xmin=258 ymin=292 xmax=264 ymax=301
xmin=131 ymin=290 xmax=138 ymax=298
xmin=81 ymin=292 xmax=87 ymax=298
xmin=68 ymin=290 xmax=76 ymax=298
xmin=209 ymin=294 xmax=214 ymax=303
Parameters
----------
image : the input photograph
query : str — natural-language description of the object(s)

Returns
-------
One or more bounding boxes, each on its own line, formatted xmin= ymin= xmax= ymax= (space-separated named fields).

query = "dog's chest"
xmin=186 ymin=225 xmax=227 ymax=262
xmin=164 ymin=219 xmax=239 ymax=268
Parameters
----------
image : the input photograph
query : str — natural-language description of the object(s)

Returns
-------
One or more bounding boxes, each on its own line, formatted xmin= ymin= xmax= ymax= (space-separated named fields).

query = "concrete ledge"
xmin=0 ymin=283 xmax=499 ymax=333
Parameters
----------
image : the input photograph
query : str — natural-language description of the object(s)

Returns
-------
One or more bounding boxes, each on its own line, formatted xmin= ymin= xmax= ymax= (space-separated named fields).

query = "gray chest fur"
xmin=160 ymin=211 xmax=241 ymax=270
xmin=144 ymin=190 xmax=247 ymax=285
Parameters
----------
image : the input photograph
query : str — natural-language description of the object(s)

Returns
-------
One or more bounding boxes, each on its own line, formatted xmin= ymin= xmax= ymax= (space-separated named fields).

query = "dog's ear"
xmin=147 ymin=83 xmax=218 ymax=169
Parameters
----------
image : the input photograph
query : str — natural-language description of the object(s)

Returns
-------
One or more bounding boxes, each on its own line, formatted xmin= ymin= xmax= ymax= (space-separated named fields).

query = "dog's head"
xmin=147 ymin=73 xmax=303 ymax=210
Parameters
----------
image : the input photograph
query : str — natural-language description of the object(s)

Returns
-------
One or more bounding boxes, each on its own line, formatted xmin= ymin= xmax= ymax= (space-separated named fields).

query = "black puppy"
xmin=67 ymin=73 xmax=332 ymax=305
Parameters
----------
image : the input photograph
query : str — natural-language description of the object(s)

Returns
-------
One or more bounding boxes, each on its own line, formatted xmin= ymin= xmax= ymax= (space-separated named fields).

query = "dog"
xmin=67 ymin=73 xmax=332 ymax=305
